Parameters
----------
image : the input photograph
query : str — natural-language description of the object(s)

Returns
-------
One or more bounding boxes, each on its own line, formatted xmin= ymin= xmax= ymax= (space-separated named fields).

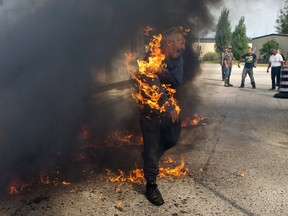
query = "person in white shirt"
xmin=266 ymin=48 xmax=284 ymax=90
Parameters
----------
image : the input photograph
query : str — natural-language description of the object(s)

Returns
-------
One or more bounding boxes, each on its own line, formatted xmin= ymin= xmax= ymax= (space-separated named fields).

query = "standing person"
xmin=135 ymin=27 xmax=186 ymax=206
xmin=220 ymin=48 xmax=227 ymax=81
xmin=238 ymin=47 xmax=258 ymax=89
xmin=267 ymin=48 xmax=284 ymax=90
xmin=278 ymin=49 xmax=286 ymax=66
xmin=223 ymin=46 xmax=234 ymax=87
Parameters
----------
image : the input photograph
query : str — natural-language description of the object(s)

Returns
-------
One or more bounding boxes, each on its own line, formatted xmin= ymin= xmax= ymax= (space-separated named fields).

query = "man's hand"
xmin=170 ymin=109 xmax=179 ymax=123
xmin=254 ymin=64 xmax=257 ymax=68
xmin=238 ymin=64 xmax=240 ymax=68
xmin=267 ymin=69 xmax=269 ymax=73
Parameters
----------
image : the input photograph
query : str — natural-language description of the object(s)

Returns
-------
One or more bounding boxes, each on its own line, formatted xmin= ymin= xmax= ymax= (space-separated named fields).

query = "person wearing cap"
xmin=238 ymin=47 xmax=257 ymax=89
xmin=223 ymin=46 xmax=234 ymax=87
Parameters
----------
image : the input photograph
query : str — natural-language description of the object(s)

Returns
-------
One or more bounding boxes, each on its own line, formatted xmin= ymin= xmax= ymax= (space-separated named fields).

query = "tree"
xmin=215 ymin=8 xmax=232 ymax=54
xmin=231 ymin=16 xmax=249 ymax=60
xmin=259 ymin=40 xmax=279 ymax=62
xmin=275 ymin=0 xmax=288 ymax=34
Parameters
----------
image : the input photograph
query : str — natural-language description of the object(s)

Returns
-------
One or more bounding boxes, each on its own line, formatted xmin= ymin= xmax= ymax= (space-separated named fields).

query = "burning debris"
xmin=102 ymin=156 xmax=188 ymax=186
xmin=181 ymin=114 xmax=207 ymax=128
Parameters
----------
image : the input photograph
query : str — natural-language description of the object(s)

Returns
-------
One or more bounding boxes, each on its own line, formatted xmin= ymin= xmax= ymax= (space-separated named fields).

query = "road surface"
xmin=1 ymin=63 xmax=288 ymax=216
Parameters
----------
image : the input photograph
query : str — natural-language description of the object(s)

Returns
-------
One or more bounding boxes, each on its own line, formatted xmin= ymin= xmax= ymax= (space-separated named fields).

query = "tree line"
xmin=213 ymin=1 xmax=288 ymax=62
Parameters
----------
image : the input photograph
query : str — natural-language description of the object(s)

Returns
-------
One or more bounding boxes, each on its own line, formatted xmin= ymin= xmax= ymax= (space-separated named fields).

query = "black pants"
xmin=140 ymin=113 xmax=181 ymax=183
xmin=271 ymin=66 xmax=281 ymax=89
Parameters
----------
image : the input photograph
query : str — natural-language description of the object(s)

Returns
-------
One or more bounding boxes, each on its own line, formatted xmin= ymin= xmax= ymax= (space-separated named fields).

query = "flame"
xmin=62 ymin=181 xmax=71 ymax=186
xmin=40 ymin=176 xmax=50 ymax=185
xmin=181 ymin=114 xmax=205 ymax=128
xmin=8 ymin=178 xmax=31 ymax=195
xmin=158 ymin=155 xmax=188 ymax=178
xmin=104 ymin=156 xmax=187 ymax=185
xmin=105 ymin=130 xmax=143 ymax=147
xmin=126 ymin=31 xmax=180 ymax=115
xmin=8 ymin=186 xmax=19 ymax=195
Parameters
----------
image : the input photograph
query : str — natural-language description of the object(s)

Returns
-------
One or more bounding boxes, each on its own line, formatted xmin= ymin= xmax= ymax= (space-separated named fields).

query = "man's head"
xmin=272 ymin=48 xmax=277 ymax=55
xmin=278 ymin=49 xmax=282 ymax=54
xmin=247 ymin=47 xmax=252 ymax=55
xmin=161 ymin=27 xmax=186 ymax=59
xmin=226 ymin=46 xmax=232 ymax=53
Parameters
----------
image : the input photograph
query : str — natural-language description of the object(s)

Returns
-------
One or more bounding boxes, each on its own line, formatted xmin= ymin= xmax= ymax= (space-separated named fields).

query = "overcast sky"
xmin=208 ymin=0 xmax=285 ymax=38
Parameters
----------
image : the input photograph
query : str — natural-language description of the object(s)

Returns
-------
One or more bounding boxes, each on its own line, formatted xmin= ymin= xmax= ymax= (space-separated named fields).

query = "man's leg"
xmin=140 ymin=114 xmax=164 ymax=206
xmin=276 ymin=67 xmax=281 ymax=88
xmin=271 ymin=67 xmax=276 ymax=89
xmin=228 ymin=66 xmax=233 ymax=86
xmin=224 ymin=67 xmax=229 ymax=87
xmin=248 ymin=68 xmax=256 ymax=88
xmin=240 ymin=68 xmax=247 ymax=88
xmin=158 ymin=117 xmax=182 ymax=157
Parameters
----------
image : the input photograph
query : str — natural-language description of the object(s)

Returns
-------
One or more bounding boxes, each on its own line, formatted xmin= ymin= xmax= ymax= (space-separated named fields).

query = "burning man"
xmin=135 ymin=27 xmax=186 ymax=206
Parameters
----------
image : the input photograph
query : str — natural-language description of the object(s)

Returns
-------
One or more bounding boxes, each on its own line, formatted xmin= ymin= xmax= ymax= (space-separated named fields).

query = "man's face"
xmin=272 ymin=49 xmax=277 ymax=55
xmin=248 ymin=48 xmax=252 ymax=54
xmin=165 ymin=33 xmax=186 ymax=59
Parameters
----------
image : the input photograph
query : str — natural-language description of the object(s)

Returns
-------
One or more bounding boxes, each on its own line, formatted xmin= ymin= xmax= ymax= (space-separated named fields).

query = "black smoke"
xmin=0 ymin=0 xmax=222 ymax=191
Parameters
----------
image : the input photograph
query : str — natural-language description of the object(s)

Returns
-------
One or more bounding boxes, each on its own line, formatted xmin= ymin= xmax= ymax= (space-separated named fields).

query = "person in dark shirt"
xmin=238 ymin=47 xmax=258 ymax=89
xmin=135 ymin=27 xmax=186 ymax=206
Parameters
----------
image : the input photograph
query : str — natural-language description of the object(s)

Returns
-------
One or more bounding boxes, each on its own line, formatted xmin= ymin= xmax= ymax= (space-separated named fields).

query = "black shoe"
xmin=146 ymin=183 xmax=164 ymax=206
xmin=228 ymin=83 xmax=233 ymax=87
xmin=239 ymin=85 xmax=244 ymax=88
xmin=252 ymin=86 xmax=256 ymax=89
xmin=269 ymin=88 xmax=275 ymax=90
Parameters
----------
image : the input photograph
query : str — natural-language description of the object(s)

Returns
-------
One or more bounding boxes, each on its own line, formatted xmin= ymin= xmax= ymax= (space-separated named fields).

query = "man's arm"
xmin=238 ymin=57 xmax=243 ymax=68
xmin=267 ymin=62 xmax=271 ymax=73
xmin=157 ymin=56 xmax=184 ymax=88
xmin=254 ymin=54 xmax=258 ymax=68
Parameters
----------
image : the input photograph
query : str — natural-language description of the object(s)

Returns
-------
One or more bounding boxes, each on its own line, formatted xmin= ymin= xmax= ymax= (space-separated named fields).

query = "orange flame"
xmin=181 ymin=114 xmax=205 ymax=128
xmin=159 ymin=155 xmax=188 ymax=178
xmin=105 ymin=130 xmax=143 ymax=147
xmin=125 ymin=31 xmax=181 ymax=115
xmin=8 ymin=178 xmax=31 ymax=195
xmin=40 ymin=176 xmax=50 ymax=185
xmin=62 ymin=181 xmax=71 ymax=186
xmin=105 ymin=156 xmax=187 ymax=185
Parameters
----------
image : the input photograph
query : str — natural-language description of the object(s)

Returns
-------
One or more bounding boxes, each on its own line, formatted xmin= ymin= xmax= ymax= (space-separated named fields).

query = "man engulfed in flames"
xmin=133 ymin=27 xmax=186 ymax=205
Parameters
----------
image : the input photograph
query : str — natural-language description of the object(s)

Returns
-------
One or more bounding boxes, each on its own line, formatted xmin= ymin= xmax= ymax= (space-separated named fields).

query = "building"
xmin=192 ymin=37 xmax=252 ymax=60
xmin=252 ymin=34 xmax=288 ymax=60
xmin=192 ymin=38 xmax=216 ymax=60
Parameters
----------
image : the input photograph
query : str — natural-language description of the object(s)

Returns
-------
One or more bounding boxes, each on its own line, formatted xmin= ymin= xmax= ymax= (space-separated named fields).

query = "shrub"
xmin=203 ymin=52 xmax=219 ymax=62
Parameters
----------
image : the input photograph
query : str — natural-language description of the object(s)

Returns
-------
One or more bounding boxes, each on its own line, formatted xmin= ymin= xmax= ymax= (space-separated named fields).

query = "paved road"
xmin=1 ymin=63 xmax=287 ymax=216
xmin=177 ymin=63 xmax=288 ymax=215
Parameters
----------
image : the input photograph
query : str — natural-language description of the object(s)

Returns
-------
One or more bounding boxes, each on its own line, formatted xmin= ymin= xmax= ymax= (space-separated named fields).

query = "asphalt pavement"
xmin=1 ymin=63 xmax=288 ymax=216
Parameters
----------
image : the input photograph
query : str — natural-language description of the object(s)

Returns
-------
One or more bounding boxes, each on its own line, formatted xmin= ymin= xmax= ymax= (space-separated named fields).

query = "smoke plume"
xmin=0 ymin=0 xmax=222 ymax=191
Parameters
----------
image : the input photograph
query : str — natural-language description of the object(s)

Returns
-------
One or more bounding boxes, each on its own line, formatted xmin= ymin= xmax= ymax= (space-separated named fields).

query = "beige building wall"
xmin=192 ymin=39 xmax=252 ymax=58
xmin=252 ymin=34 xmax=288 ymax=59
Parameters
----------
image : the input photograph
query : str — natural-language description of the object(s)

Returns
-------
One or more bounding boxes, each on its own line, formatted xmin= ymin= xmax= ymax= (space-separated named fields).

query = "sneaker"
xmin=146 ymin=183 xmax=164 ymax=206
xmin=252 ymin=85 xmax=256 ymax=89
xmin=239 ymin=84 xmax=244 ymax=88
xmin=268 ymin=88 xmax=275 ymax=90
xmin=228 ymin=83 xmax=233 ymax=87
